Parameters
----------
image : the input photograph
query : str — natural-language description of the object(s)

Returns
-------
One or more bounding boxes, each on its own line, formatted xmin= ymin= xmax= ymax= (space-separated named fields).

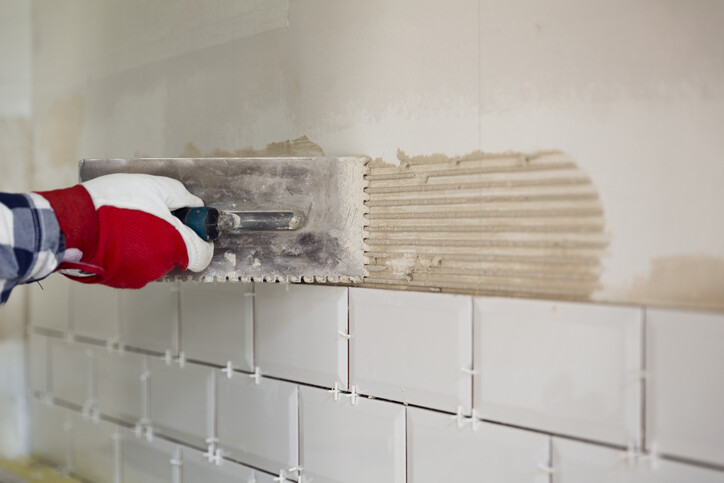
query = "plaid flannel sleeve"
xmin=0 ymin=192 xmax=65 ymax=305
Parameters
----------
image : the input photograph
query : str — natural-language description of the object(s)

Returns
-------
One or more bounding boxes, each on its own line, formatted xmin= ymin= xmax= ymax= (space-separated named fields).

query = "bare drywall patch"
xmin=362 ymin=150 xmax=608 ymax=299
xmin=628 ymin=255 xmax=724 ymax=311
xmin=181 ymin=135 xmax=324 ymax=158
xmin=38 ymin=94 xmax=84 ymax=168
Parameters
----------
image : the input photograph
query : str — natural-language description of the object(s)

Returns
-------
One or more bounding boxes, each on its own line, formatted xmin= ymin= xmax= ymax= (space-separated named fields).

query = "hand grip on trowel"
xmin=172 ymin=207 xmax=304 ymax=241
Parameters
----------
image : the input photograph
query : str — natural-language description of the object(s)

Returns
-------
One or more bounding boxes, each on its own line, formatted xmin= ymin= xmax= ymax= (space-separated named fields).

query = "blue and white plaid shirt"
xmin=0 ymin=192 xmax=65 ymax=305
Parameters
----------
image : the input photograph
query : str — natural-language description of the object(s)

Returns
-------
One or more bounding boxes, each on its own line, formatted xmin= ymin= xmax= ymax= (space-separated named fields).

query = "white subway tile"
xmin=95 ymin=349 xmax=146 ymax=424
xmin=182 ymin=446 xmax=277 ymax=483
xmin=255 ymin=284 xmax=348 ymax=389
xmin=299 ymin=386 xmax=406 ymax=483
xmin=122 ymin=430 xmax=180 ymax=483
xmin=149 ymin=358 xmax=214 ymax=448
xmin=217 ymin=374 xmax=298 ymax=476
xmin=29 ymin=274 xmax=70 ymax=333
xmin=350 ymin=288 xmax=472 ymax=413
xmin=71 ymin=413 xmax=119 ymax=483
xmin=474 ymin=297 xmax=642 ymax=446
xmin=28 ymin=332 xmax=48 ymax=395
xmin=70 ymin=283 xmax=119 ymax=342
xmin=647 ymin=308 xmax=724 ymax=466
xmin=30 ymin=399 xmax=69 ymax=469
xmin=408 ymin=407 xmax=549 ymax=483
xmin=180 ymin=282 xmax=253 ymax=370
xmin=552 ymin=437 xmax=724 ymax=483
xmin=49 ymin=339 xmax=92 ymax=407
xmin=120 ymin=282 xmax=179 ymax=354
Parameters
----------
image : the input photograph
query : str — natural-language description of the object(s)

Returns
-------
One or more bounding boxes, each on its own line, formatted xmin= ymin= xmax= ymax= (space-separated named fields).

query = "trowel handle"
xmin=171 ymin=207 xmax=221 ymax=242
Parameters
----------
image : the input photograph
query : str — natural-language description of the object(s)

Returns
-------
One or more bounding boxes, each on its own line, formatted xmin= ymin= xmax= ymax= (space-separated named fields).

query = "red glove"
xmin=37 ymin=174 xmax=214 ymax=288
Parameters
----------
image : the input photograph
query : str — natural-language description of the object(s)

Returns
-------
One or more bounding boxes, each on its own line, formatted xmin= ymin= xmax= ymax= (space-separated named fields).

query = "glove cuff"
xmin=35 ymin=185 xmax=99 ymax=262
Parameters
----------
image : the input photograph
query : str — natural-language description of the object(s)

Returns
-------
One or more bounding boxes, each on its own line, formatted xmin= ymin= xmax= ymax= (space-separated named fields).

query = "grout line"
xmin=347 ymin=288 xmax=351 ymax=390
xmin=175 ymin=282 xmax=182 ymax=355
xmin=404 ymin=405 xmax=409 ymax=483
xmin=470 ymin=296 xmax=475 ymax=413
xmin=251 ymin=282 xmax=256 ymax=373
xmin=548 ymin=434 xmax=554 ymax=483
xmin=641 ymin=307 xmax=647 ymax=452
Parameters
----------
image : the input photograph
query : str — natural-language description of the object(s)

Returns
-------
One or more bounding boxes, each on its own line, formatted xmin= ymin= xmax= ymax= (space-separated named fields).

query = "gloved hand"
xmin=37 ymin=174 xmax=214 ymax=288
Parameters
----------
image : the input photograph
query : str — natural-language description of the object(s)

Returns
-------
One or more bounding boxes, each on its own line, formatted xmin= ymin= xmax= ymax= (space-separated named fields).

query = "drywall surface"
xmin=28 ymin=0 xmax=724 ymax=310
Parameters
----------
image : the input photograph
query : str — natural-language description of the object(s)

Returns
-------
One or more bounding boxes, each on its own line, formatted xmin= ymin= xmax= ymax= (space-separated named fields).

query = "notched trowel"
xmin=78 ymin=157 xmax=369 ymax=283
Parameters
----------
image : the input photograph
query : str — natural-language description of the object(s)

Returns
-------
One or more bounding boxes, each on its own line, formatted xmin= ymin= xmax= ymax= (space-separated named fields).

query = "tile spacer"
xmin=249 ymin=367 xmax=261 ymax=385
xmin=537 ymin=464 xmax=555 ymax=475
xmin=221 ymin=361 xmax=234 ymax=379
xmin=169 ymin=457 xmax=183 ymax=467
xmin=139 ymin=370 xmax=151 ymax=382
xmin=451 ymin=406 xmax=468 ymax=429
xmin=176 ymin=351 xmax=186 ymax=368
xmin=328 ymin=382 xmax=341 ymax=402
xmin=459 ymin=366 xmax=478 ymax=376
xmin=164 ymin=350 xmax=173 ymax=366
xmin=621 ymin=442 xmax=638 ymax=467
xmin=346 ymin=385 xmax=359 ymax=405
xmin=106 ymin=336 xmax=120 ymax=352
xmin=338 ymin=330 xmax=352 ymax=340
xmin=273 ymin=469 xmax=287 ymax=482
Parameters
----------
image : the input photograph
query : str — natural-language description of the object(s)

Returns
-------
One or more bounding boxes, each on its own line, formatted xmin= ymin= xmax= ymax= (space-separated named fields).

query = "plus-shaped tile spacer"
xmin=328 ymin=382 xmax=341 ymax=402
xmin=346 ymin=385 xmax=359 ymax=405
xmin=221 ymin=361 xmax=234 ymax=379
xmin=249 ymin=367 xmax=261 ymax=385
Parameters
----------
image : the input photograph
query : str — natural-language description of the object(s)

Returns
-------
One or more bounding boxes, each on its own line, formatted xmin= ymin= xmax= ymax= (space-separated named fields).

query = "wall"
xmin=15 ymin=0 xmax=724 ymax=481
xmin=0 ymin=0 xmax=32 ymax=457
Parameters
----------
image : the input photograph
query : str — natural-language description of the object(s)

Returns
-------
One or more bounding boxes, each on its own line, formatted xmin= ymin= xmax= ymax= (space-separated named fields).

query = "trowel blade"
xmin=78 ymin=157 xmax=369 ymax=283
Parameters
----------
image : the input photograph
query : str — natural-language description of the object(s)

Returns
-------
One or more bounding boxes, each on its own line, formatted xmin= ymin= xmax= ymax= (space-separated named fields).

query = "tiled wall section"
xmin=27 ymin=279 xmax=724 ymax=482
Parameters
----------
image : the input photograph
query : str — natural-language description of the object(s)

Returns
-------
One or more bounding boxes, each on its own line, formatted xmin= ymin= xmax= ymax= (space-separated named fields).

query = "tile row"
xmin=28 ymin=279 xmax=724 ymax=467
xmin=32 ymin=394 xmax=724 ymax=483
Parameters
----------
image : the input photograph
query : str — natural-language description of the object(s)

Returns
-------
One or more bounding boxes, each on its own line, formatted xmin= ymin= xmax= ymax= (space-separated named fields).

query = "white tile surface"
xmin=182 ymin=447 xmax=277 ymax=483
xmin=180 ymin=282 xmax=253 ymax=370
xmin=474 ymin=297 xmax=642 ymax=446
xmin=28 ymin=275 xmax=70 ymax=333
xmin=255 ymin=284 xmax=348 ymax=389
xmin=217 ymin=375 xmax=298 ymax=475
xmin=30 ymin=399 xmax=69 ymax=469
xmin=552 ymin=437 xmax=724 ymax=483
xmin=49 ymin=339 xmax=92 ymax=407
xmin=122 ymin=430 xmax=180 ymax=483
xmin=70 ymin=283 xmax=119 ymax=342
xmin=71 ymin=413 xmax=118 ymax=483
xmin=28 ymin=332 xmax=48 ymax=394
xmin=408 ymin=407 xmax=549 ymax=483
xmin=149 ymin=358 xmax=214 ymax=448
xmin=95 ymin=349 xmax=145 ymax=424
xmin=120 ymin=282 xmax=179 ymax=354
xmin=299 ymin=386 xmax=406 ymax=483
xmin=647 ymin=308 xmax=724 ymax=466
xmin=350 ymin=288 xmax=472 ymax=413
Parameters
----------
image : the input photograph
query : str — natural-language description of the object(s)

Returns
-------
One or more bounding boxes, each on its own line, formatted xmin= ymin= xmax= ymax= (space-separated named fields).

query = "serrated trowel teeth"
xmin=79 ymin=156 xmax=369 ymax=283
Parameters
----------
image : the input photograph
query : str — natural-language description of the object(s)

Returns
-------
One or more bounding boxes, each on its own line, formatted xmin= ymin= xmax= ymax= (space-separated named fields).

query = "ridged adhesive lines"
xmin=360 ymin=151 xmax=608 ymax=299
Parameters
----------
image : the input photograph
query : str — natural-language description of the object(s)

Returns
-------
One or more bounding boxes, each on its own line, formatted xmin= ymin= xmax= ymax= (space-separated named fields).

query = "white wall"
xmin=0 ymin=0 xmax=32 ymax=458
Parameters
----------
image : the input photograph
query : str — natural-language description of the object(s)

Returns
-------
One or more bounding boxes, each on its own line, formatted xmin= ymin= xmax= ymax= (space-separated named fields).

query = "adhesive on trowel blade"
xmin=77 ymin=157 xmax=369 ymax=282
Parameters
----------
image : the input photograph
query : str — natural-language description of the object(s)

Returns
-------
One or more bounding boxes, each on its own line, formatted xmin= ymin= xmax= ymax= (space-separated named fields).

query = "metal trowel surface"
xmin=78 ymin=157 xmax=369 ymax=282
